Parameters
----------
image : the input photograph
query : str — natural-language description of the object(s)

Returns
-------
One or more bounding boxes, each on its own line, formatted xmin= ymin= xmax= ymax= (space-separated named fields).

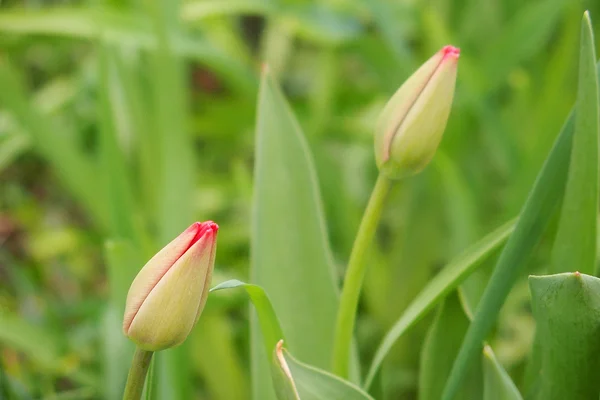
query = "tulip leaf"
xmin=418 ymin=292 xmax=482 ymax=400
xmin=273 ymin=341 xmax=374 ymax=400
xmin=529 ymin=272 xmax=600 ymax=399
xmin=211 ymin=280 xmax=368 ymax=400
xmin=482 ymin=345 xmax=523 ymax=400
xmin=364 ymin=218 xmax=515 ymax=388
xmin=211 ymin=279 xmax=285 ymax=360
xmin=252 ymin=66 xmax=342 ymax=399
xmin=441 ymin=60 xmax=600 ymax=400
xmin=550 ymin=11 xmax=599 ymax=275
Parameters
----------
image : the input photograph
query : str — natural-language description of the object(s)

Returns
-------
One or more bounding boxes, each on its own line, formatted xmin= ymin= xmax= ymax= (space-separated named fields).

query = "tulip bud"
xmin=123 ymin=221 xmax=218 ymax=351
xmin=375 ymin=45 xmax=460 ymax=179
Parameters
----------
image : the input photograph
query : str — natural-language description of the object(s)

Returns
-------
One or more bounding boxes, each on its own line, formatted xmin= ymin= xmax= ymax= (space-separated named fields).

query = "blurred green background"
xmin=1 ymin=0 xmax=599 ymax=399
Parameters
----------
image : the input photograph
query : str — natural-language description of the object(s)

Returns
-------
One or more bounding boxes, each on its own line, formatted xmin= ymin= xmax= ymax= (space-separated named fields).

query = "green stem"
xmin=123 ymin=347 xmax=154 ymax=400
xmin=332 ymin=173 xmax=393 ymax=378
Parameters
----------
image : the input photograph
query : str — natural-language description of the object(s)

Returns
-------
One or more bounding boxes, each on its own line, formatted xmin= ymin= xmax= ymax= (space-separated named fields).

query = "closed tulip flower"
xmin=123 ymin=221 xmax=218 ymax=351
xmin=375 ymin=45 xmax=460 ymax=179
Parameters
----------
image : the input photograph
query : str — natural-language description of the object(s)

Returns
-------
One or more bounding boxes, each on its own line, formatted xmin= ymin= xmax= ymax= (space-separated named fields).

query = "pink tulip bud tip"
xmin=574 ymin=271 xmax=581 ymax=277
xmin=186 ymin=221 xmax=218 ymax=252
xmin=442 ymin=46 xmax=460 ymax=60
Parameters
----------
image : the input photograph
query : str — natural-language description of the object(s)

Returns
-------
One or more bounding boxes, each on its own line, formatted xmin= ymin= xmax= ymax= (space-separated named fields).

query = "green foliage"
xmin=529 ymin=273 xmax=600 ymax=399
xmin=365 ymin=218 xmax=515 ymax=387
xmin=274 ymin=344 xmax=374 ymax=400
xmin=252 ymin=66 xmax=342 ymax=399
xmin=2 ymin=0 xmax=600 ymax=399
xmin=419 ymin=292 xmax=482 ymax=400
xmin=442 ymin=58 xmax=600 ymax=400
xmin=550 ymin=12 xmax=600 ymax=275
xmin=482 ymin=345 xmax=523 ymax=400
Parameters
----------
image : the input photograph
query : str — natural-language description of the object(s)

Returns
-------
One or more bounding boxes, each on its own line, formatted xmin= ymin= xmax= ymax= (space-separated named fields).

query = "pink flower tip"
xmin=190 ymin=221 xmax=218 ymax=243
xmin=442 ymin=45 xmax=460 ymax=60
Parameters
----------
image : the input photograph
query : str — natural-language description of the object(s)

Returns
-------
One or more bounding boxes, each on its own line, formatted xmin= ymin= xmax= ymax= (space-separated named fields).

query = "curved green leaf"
xmin=252 ymin=66 xmax=342 ymax=399
xmin=211 ymin=280 xmax=368 ymax=400
xmin=365 ymin=218 xmax=515 ymax=388
xmin=211 ymin=279 xmax=285 ymax=358
xmin=419 ymin=292 xmax=482 ymax=400
xmin=550 ymin=11 xmax=599 ymax=275
xmin=529 ymin=272 xmax=600 ymax=399
xmin=482 ymin=345 xmax=522 ymax=400
xmin=273 ymin=341 xmax=373 ymax=400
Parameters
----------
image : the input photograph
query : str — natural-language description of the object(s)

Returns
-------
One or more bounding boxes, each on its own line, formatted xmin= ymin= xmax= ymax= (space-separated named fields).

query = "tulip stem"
xmin=332 ymin=173 xmax=393 ymax=378
xmin=123 ymin=347 xmax=154 ymax=400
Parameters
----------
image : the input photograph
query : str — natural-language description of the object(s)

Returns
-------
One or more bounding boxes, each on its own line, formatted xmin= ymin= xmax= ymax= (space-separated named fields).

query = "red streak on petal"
xmin=124 ymin=221 xmax=219 ymax=334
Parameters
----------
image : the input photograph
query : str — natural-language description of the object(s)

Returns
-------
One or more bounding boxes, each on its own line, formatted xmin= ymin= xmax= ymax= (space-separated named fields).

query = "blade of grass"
xmin=0 ymin=8 xmax=256 ymax=94
xmin=97 ymin=43 xmax=139 ymax=241
xmin=252 ymin=66 xmax=342 ymax=399
xmin=550 ymin=11 xmax=599 ymax=275
xmin=0 ymin=60 xmax=108 ymax=231
xmin=364 ymin=218 xmax=515 ymax=388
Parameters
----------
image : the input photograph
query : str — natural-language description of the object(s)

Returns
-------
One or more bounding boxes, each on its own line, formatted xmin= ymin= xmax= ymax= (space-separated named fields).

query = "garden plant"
xmin=1 ymin=1 xmax=600 ymax=400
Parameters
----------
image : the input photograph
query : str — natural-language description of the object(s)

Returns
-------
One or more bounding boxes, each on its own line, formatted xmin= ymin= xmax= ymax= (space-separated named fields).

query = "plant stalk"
xmin=123 ymin=347 xmax=153 ymax=400
xmin=332 ymin=173 xmax=393 ymax=378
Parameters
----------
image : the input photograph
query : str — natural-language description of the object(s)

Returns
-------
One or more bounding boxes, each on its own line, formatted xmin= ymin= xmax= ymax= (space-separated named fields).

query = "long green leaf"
xmin=482 ymin=345 xmax=522 ymax=400
xmin=364 ymin=218 xmax=515 ymax=388
xmin=273 ymin=341 xmax=374 ymax=400
xmin=252 ymin=66 xmax=341 ymax=400
xmin=440 ymin=40 xmax=600 ymax=400
xmin=529 ymin=272 xmax=600 ymax=399
xmin=550 ymin=11 xmax=599 ymax=275
xmin=97 ymin=43 xmax=139 ymax=241
xmin=419 ymin=292 xmax=482 ymax=400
